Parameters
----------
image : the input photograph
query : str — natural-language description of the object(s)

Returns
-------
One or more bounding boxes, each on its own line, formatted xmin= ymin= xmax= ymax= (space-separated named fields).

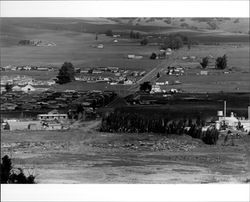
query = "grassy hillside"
xmin=1 ymin=18 xmax=249 ymax=68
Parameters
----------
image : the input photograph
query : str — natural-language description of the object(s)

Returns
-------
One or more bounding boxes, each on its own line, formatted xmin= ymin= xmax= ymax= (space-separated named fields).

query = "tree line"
xmin=100 ymin=112 xmax=219 ymax=145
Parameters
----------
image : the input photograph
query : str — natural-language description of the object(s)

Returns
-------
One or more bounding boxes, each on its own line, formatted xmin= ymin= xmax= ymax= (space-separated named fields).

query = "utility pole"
xmin=224 ymin=100 xmax=227 ymax=119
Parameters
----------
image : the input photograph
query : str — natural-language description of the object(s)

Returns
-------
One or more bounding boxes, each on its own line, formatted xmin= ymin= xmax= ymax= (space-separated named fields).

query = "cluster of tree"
xmin=200 ymin=57 xmax=209 ymax=68
xmin=56 ymin=62 xmax=75 ymax=84
xmin=161 ymin=34 xmax=189 ymax=50
xmin=130 ymin=30 xmax=141 ymax=39
xmin=100 ymin=113 xmax=219 ymax=145
xmin=150 ymin=51 xmax=166 ymax=60
xmin=139 ymin=81 xmax=152 ymax=93
xmin=105 ymin=29 xmax=113 ymax=36
xmin=200 ymin=54 xmax=227 ymax=69
xmin=140 ymin=38 xmax=148 ymax=46
xmin=216 ymin=54 xmax=227 ymax=69
xmin=5 ymin=83 xmax=13 ymax=93
xmin=1 ymin=155 xmax=35 ymax=184
xmin=18 ymin=40 xmax=32 ymax=45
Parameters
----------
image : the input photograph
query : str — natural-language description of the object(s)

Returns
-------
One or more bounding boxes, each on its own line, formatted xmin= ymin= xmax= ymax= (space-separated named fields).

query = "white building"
xmin=21 ymin=84 xmax=36 ymax=93
xmin=150 ymin=85 xmax=161 ymax=93
xmin=38 ymin=110 xmax=68 ymax=121
xmin=218 ymin=112 xmax=239 ymax=128
xmin=97 ymin=44 xmax=104 ymax=49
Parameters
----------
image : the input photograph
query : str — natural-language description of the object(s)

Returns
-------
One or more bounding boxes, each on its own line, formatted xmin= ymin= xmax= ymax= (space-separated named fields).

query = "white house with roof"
xmin=20 ymin=84 xmax=49 ymax=93
xmin=20 ymin=84 xmax=36 ymax=93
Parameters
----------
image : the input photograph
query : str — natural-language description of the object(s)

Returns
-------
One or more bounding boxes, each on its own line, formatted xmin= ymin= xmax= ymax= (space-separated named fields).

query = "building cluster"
xmin=215 ymin=107 xmax=250 ymax=133
xmin=75 ymin=66 xmax=146 ymax=85
xmin=0 ymin=75 xmax=56 ymax=94
xmin=1 ymin=90 xmax=117 ymax=130
xmin=165 ymin=66 xmax=185 ymax=76
xmin=1 ymin=65 xmax=56 ymax=71
xmin=0 ymin=90 xmax=116 ymax=112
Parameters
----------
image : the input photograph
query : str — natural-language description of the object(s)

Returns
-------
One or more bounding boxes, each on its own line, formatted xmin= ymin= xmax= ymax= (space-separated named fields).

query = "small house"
xmin=37 ymin=67 xmax=49 ymax=71
xmin=128 ymin=55 xmax=135 ymax=59
xmin=200 ymin=71 xmax=208 ymax=75
xmin=97 ymin=44 xmax=104 ymax=49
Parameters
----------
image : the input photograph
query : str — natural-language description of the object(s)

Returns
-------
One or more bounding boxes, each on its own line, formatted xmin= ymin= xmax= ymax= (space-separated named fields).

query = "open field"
xmin=1 ymin=18 xmax=249 ymax=95
xmin=157 ymin=71 xmax=250 ymax=93
xmin=1 ymin=121 xmax=250 ymax=183
xmin=1 ymin=29 xmax=161 ymax=69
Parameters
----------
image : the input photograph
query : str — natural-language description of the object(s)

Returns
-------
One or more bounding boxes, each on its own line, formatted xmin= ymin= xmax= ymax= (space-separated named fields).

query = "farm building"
xmin=128 ymin=54 xmax=135 ymax=59
xmin=200 ymin=71 xmax=208 ymax=75
xmin=37 ymin=67 xmax=49 ymax=71
xmin=37 ymin=110 xmax=68 ymax=121
xmin=150 ymin=85 xmax=161 ymax=93
xmin=97 ymin=44 xmax=104 ymax=49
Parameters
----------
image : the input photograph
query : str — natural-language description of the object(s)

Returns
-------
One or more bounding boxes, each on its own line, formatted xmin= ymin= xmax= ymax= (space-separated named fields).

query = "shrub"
xmin=1 ymin=155 xmax=35 ymax=184
xmin=202 ymin=128 xmax=219 ymax=145
xmin=150 ymin=52 xmax=157 ymax=59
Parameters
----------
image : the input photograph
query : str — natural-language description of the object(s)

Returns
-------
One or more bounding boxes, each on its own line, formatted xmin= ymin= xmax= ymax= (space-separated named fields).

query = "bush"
xmin=150 ymin=52 xmax=157 ymax=59
xmin=1 ymin=155 xmax=35 ymax=184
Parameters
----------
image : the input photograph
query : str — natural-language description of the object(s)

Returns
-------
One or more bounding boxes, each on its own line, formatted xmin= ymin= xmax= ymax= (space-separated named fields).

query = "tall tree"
xmin=200 ymin=57 xmax=209 ymax=68
xmin=56 ymin=62 xmax=75 ymax=84
xmin=140 ymin=81 xmax=152 ymax=93
xmin=5 ymin=83 xmax=13 ymax=93
xmin=105 ymin=29 xmax=113 ymax=36
xmin=216 ymin=54 xmax=227 ymax=69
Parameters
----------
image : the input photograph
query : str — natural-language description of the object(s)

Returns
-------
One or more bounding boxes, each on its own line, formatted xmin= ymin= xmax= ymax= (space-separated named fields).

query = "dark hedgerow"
xmin=202 ymin=128 xmax=219 ymax=145
xmin=100 ymin=112 xmax=219 ymax=145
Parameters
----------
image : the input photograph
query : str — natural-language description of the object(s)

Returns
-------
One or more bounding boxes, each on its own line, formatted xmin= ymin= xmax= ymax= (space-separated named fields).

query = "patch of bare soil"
xmin=1 ymin=121 xmax=250 ymax=183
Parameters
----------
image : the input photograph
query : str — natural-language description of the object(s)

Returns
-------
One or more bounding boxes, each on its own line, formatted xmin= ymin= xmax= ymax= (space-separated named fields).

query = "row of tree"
xmin=100 ymin=112 xmax=219 ymax=145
